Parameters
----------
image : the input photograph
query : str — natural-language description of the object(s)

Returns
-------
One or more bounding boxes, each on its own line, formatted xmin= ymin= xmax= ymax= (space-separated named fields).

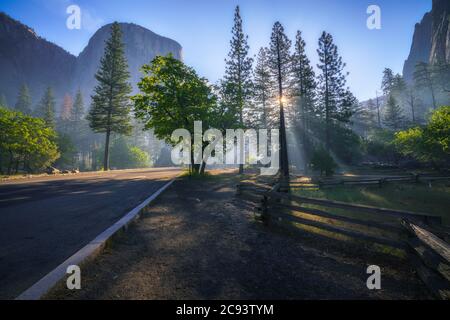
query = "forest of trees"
xmin=1 ymin=5 xmax=449 ymax=176
xmin=0 ymin=24 xmax=162 ymax=174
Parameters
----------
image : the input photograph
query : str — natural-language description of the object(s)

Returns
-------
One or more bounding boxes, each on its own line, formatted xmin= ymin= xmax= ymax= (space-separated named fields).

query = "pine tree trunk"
xmin=410 ymin=94 xmax=416 ymax=124
xmin=324 ymin=61 xmax=330 ymax=152
xmin=301 ymin=96 xmax=308 ymax=173
xmin=200 ymin=161 xmax=206 ymax=175
xmin=7 ymin=150 xmax=13 ymax=175
xmin=103 ymin=129 xmax=111 ymax=171
xmin=279 ymin=104 xmax=289 ymax=178
xmin=14 ymin=160 xmax=19 ymax=174
xmin=376 ymin=95 xmax=381 ymax=127
xmin=276 ymin=35 xmax=289 ymax=179
xmin=239 ymin=111 xmax=244 ymax=174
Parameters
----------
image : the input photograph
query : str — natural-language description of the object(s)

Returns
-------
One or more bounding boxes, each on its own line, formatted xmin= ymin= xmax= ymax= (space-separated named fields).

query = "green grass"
xmin=293 ymin=181 xmax=450 ymax=225
xmin=274 ymin=181 xmax=448 ymax=257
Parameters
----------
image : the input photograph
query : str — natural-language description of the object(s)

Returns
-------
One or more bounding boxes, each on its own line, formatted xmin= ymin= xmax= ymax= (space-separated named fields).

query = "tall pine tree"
xmin=291 ymin=30 xmax=316 ymax=169
xmin=15 ymin=84 xmax=32 ymax=115
xmin=383 ymin=95 xmax=404 ymax=131
xmin=87 ymin=22 xmax=132 ymax=171
xmin=381 ymin=68 xmax=395 ymax=96
xmin=352 ymin=99 xmax=376 ymax=137
xmin=37 ymin=86 xmax=56 ymax=129
xmin=69 ymin=89 xmax=87 ymax=168
xmin=317 ymin=31 xmax=347 ymax=151
xmin=291 ymin=31 xmax=315 ymax=123
xmin=253 ymin=47 xmax=273 ymax=129
xmin=72 ymin=89 xmax=85 ymax=124
xmin=268 ymin=21 xmax=292 ymax=178
xmin=223 ymin=6 xmax=253 ymax=174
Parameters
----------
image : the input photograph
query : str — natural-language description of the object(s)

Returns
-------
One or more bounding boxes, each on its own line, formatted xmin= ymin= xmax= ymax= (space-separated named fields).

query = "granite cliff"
xmin=0 ymin=12 xmax=182 ymax=112
xmin=403 ymin=0 xmax=450 ymax=83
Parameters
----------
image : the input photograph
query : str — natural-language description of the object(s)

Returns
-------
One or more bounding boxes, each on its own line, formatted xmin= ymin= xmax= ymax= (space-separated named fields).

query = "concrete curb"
xmin=16 ymin=178 xmax=177 ymax=300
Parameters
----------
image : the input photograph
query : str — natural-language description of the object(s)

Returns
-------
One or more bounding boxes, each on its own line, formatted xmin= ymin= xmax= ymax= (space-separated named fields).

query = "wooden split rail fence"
xmin=314 ymin=174 xmax=450 ymax=189
xmin=236 ymin=181 xmax=450 ymax=299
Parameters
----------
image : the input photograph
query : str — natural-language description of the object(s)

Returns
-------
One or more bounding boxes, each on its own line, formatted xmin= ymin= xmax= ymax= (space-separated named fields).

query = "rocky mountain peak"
xmin=74 ymin=22 xmax=183 ymax=100
xmin=402 ymin=0 xmax=450 ymax=83
xmin=0 ymin=13 xmax=183 ymax=113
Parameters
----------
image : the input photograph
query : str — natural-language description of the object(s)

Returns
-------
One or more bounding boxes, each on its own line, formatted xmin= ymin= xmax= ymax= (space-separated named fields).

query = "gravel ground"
xmin=45 ymin=172 xmax=430 ymax=299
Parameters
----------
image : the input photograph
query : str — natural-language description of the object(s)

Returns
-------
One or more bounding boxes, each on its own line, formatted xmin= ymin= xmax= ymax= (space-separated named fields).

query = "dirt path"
xmin=46 ymin=172 xmax=430 ymax=299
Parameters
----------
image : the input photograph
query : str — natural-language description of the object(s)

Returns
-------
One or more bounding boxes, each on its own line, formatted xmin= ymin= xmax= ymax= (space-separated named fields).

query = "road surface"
xmin=0 ymin=168 xmax=180 ymax=299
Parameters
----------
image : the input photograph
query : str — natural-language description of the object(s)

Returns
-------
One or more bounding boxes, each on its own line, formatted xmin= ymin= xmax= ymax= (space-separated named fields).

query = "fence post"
xmin=414 ymin=174 xmax=420 ymax=183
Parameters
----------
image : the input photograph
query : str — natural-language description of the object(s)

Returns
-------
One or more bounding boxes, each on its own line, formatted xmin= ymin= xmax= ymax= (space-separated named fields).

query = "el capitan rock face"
xmin=0 ymin=12 xmax=76 ymax=107
xmin=402 ymin=12 xmax=432 ymax=83
xmin=403 ymin=0 xmax=450 ymax=83
xmin=0 ymin=12 xmax=182 ymax=112
xmin=73 ymin=22 xmax=183 ymax=101
xmin=429 ymin=0 xmax=450 ymax=64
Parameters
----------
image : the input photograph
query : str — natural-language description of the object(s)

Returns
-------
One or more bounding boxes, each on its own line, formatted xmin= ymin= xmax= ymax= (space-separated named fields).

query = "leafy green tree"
xmin=36 ymin=86 xmax=56 ymax=128
xmin=268 ymin=21 xmax=292 ymax=178
xmin=395 ymin=106 xmax=450 ymax=168
xmin=223 ymin=6 xmax=253 ymax=173
xmin=317 ymin=31 xmax=349 ymax=151
xmin=87 ymin=22 xmax=132 ymax=171
xmin=0 ymin=107 xmax=59 ymax=174
xmin=365 ymin=128 xmax=399 ymax=163
xmin=110 ymin=136 xmax=150 ymax=169
xmin=54 ymin=134 xmax=76 ymax=169
xmin=15 ymin=84 xmax=32 ymax=115
xmin=133 ymin=55 xmax=220 ymax=174
xmin=383 ymin=95 xmax=405 ymax=131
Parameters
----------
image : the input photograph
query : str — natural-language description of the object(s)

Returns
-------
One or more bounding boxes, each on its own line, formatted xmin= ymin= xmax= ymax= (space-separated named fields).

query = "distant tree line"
xmin=2 ymin=7 xmax=449 ymax=175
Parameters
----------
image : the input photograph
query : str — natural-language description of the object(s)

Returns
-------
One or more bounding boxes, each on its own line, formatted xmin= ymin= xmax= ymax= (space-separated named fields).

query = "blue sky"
xmin=0 ymin=0 xmax=431 ymax=101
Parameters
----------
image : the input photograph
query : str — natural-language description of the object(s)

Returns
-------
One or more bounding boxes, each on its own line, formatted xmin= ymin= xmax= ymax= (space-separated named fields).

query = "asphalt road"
xmin=0 ymin=168 xmax=180 ymax=299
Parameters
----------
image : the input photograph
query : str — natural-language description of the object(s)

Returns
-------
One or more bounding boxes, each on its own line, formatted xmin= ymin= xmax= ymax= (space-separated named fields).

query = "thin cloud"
xmin=81 ymin=8 xmax=104 ymax=32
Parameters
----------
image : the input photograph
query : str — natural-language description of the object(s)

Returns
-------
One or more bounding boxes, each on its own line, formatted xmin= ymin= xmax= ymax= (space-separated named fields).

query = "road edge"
xmin=15 ymin=177 xmax=177 ymax=300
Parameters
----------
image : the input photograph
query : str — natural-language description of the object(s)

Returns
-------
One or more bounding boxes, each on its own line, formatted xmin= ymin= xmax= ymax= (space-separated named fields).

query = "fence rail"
xmin=236 ymin=179 xmax=450 ymax=299
xmin=313 ymin=174 xmax=450 ymax=188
